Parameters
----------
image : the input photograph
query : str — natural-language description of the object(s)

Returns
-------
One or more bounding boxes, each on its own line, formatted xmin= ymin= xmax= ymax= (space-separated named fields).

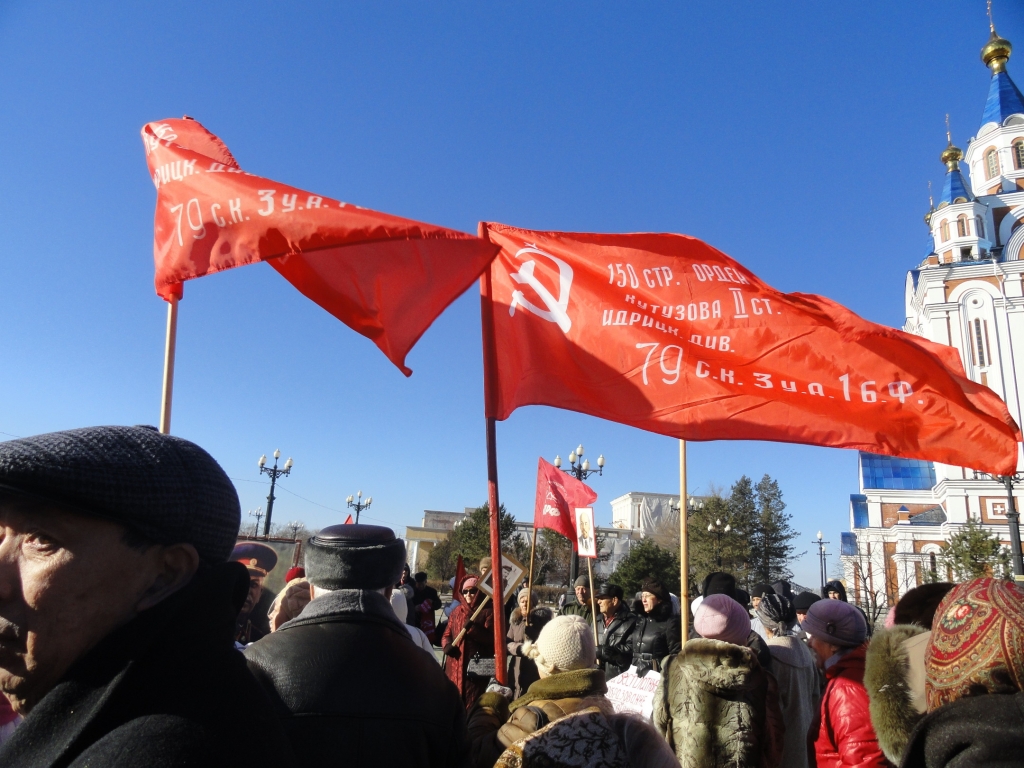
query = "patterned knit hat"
xmin=755 ymin=593 xmax=794 ymax=635
xmin=525 ymin=615 xmax=596 ymax=676
xmin=926 ymin=577 xmax=1024 ymax=711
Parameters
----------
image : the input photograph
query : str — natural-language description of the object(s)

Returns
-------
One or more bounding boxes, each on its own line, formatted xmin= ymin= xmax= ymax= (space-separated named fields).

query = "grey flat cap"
xmin=0 ymin=426 xmax=240 ymax=563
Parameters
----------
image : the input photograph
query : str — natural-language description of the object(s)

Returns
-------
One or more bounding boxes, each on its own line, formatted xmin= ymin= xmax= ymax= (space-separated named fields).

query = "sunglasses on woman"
xmin=462 ymin=588 xmax=478 ymax=595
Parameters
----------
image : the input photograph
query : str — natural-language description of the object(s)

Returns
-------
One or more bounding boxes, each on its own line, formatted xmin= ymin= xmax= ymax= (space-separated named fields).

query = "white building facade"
xmin=840 ymin=25 xmax=1024 ymax=609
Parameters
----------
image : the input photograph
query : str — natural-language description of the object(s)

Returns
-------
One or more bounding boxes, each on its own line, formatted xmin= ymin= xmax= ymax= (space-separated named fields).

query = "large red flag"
xmin=141 ymin=118 xmax=498 ymax=375
xmin=482 ymin=224 xmax=1021 ymax=476
xmin=533 ymin=458 xmax=598 ymax=550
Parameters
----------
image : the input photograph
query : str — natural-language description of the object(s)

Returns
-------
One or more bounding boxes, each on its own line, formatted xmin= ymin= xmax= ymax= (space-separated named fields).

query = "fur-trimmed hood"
xmin=864 ymin=624 xmax=927 ymax=765
xmin=654 ymin=639 xmax=781 ymax=767
xmin=675 ymin=638 xmax=763 ymax=695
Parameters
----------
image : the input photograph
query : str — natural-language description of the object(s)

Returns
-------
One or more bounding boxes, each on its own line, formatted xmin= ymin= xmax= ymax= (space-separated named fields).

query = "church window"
xmin=940 ymin=220 xmax=950 ymax=241
xmin=986 ymin=149 xmax=1000 ymax=179
xmin=957 ymin=215 xmax=967 ymax=237
xmin=1014 ymin=140 xmax=1024 ymax=170
xmin=973 ymin=318 xmax=991 ymax=368
xmin=975 ymin=217 xmax=985 ymax=239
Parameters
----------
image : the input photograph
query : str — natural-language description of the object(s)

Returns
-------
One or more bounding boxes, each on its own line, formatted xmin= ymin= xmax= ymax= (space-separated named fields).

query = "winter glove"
xmin=443 ymin=644 xmax=461 ymax=659
xmin=507 ymin=641 xmax=523 ymax=657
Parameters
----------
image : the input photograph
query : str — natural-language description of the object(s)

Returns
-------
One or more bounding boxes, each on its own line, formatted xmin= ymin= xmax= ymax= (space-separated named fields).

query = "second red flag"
xmin=533 ymin=458 xmax=598 ymax=550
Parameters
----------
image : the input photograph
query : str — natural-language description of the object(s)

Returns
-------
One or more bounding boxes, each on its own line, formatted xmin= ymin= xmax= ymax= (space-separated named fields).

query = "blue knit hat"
xmin=0 ymin=426 xmax=240 ymax=563
xmin=803 ymin=598 xmax=866 ymax=647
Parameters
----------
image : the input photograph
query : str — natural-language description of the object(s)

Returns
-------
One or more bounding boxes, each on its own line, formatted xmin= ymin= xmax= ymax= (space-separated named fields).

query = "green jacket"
xmin=559 ymin=600 xmax=594 ymax=622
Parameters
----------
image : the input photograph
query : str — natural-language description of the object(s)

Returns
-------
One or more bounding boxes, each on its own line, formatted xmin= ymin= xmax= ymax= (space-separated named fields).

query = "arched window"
xmin=940 ymin=220 xmax=950 ymax=241
xmin=976 ymin=217 xmax=986 ymax=239
xmin=957 ymin=215 xmax=968 ymax=237
xmin=986 ymin=148 xmax=1000 ymax=179
xmin=1014 ymin=140 xmax=1024 ymax=170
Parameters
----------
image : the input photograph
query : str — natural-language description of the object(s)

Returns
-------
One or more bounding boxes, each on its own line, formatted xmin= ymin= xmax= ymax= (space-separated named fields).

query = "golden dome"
xmin=941 ymin=142 xmax=963 ymax=170
xmin=982 ymin=29 xmax=1012 ymax=73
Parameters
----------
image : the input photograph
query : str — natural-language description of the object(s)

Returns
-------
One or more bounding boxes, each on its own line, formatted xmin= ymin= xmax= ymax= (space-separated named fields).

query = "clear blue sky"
xmin=1 ymin=2 xmax=1021 ymax=589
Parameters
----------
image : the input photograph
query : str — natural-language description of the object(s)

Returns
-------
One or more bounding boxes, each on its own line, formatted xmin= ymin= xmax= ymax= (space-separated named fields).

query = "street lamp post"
xmin=708 ymin=518 xmax=731 ymax=567
xmin=554 ymin=444 xmax=605 ymax=585
xmin=258 ymin=449 xmax=293 ymax=537
xmin=973 ymin=471 xmax=1024 ymax=578
xmin=814 ymin=531 xmax=830 ymax=595
xmin=553 ymin=444 xmax=605 ymax=481
xmin=347 ymin=490 xmax=372 ymax=524
xmin=287 ymin=520 xmax=303 ymax=540
xmin=247 ymin=507 xmax=263 ymax=537
xmin=670 ymin=496 xmax=704 ymax=520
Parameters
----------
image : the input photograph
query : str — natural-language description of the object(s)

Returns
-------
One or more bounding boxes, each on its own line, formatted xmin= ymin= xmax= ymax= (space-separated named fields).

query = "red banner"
xmin=141 ymin=118 xmax=498 ymax=375
xmin=533 ymin=458 xmax=598 ymax=550
xmin=483 ymin=224 xmax=1021 ymax=476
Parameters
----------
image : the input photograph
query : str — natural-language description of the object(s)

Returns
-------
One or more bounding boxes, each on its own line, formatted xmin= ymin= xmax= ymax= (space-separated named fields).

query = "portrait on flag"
xmin=575 ymin=507 xmax=597 ymax=558
xmin=481 ymin=224 xmax=1020 ymax=475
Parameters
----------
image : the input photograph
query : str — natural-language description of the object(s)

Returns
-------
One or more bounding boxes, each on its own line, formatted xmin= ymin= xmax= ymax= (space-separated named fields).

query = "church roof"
xmin=938 ymin=166 xmax=973 ymax=205
xmin=909 ymin=505 xmax=947 ymax=525
xmin=981 ymin=70 xmax=1024 ymax=126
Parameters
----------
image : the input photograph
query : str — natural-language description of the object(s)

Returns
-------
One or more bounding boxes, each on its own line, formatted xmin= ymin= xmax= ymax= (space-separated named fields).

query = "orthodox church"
xmin=840 ymin=20 xmax=1024 ymax=610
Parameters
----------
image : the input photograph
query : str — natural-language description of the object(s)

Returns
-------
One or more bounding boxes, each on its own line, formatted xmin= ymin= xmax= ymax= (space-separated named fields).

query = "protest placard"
xmin=605 ymin=666 xmax=661 ymax=719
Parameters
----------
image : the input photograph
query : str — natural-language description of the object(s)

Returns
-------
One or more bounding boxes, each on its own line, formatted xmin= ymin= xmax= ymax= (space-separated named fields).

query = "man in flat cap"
xmin=232 ymin=541 xmax=279 ymax=644
xmin=0 ymin=426 xmax=294 ymax=767
xmin=245 ymin=523 xmax=469 ymax=767
xmin=560 ymin=574 xmax=595 ymax=622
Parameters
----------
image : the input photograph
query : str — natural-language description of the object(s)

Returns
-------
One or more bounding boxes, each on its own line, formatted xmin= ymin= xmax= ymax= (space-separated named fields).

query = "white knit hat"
xmin=524 ymin=615 xmax=595 ymax=677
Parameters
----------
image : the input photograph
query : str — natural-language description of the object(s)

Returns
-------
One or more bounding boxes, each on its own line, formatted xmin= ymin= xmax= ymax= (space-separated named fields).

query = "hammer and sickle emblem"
xmin=509 ymin=244 xmax=573 ymax=333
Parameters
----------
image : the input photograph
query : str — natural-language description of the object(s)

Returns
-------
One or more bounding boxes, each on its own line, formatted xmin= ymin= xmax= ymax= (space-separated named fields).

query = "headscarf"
xmin=926 ymin=578 xmax=1024 ymax=711
xmin=755 ymin=593 xmax=793 ymax=635
xmin=459 ymin=575 xmax=481 ymax=609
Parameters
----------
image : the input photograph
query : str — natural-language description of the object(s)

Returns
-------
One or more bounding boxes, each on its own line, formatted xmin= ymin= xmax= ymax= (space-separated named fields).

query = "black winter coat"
xmin=900 ymin=690 xmax=1024 ymax=767
xmin=0 ymin=563 xmax=295 ymax=768
xmin=245 ymin=588 xmax=469 ymax=768
xmin=596 ymin=604 xmax=636 ymax=679
xmin=631 ymin=600 xmax=680 ymax=672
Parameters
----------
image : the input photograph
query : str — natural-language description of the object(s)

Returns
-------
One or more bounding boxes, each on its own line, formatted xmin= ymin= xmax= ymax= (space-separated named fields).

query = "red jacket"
xmin=813 ymin=644 xmax=891 ymax=768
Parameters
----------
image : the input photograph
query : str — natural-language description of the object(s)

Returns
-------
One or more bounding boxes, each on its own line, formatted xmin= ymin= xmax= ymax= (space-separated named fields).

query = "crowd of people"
xmin=0 ymin=426 xmax=1023 ymax=767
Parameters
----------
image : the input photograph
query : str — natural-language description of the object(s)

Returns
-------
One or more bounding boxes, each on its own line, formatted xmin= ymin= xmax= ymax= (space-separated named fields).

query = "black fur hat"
xmin=701 ymin=571 xmax=737 ymax=599
xmin=304 ymin=524 xmax=406 ymax=590
xmin=893 ymin=582 xmax=955 ymax=628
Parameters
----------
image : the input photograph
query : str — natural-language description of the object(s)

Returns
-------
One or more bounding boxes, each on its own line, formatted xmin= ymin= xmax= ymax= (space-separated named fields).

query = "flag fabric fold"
xmin=482 ymin=223 xmax=1021 ymax=476
xmin=533 ymin=458 xmax=598 ymax=550
xmin=141 ymin=118 xmax=498 ymax=375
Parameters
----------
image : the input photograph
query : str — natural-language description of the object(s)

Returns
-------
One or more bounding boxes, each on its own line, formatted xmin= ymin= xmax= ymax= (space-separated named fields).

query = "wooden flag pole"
xmin=586 ymin=556 xmax=599 ymax=645
xmin=478 ymin=221 xmax=508 ymax=685
xmin=159 ymin=295 xmax=180 ymax=435
xmin=526 ymin=526 xmax=538 ymax=625
xmin=679 ymin=439 xmax=689 ymax=649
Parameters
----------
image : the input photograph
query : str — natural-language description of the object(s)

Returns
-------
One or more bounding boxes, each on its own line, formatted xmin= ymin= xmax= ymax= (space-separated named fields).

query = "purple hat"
xmin=694 ymin=593 xmax=750 ymax=646
xmin=803 ymin=598 xmax=866 ymax=647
